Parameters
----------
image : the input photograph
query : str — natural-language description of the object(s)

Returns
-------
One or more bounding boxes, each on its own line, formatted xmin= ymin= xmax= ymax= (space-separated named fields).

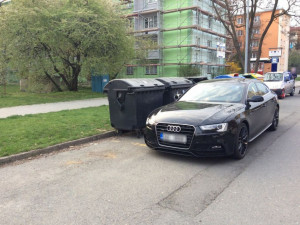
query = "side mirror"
xmin=247 ymin=95 xmax=264 ymax=103
xmin=284 ymin=77 xmax=290 ymax=82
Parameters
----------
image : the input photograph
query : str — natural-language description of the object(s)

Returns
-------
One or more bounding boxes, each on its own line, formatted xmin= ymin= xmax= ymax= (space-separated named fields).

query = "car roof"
xmin=242 ymin=73 xmax=264 ymax=77
xmin=200 ymin=78 xmax=257 ymax=85
xmin=265 ymin=72 xmax=285 ymax=74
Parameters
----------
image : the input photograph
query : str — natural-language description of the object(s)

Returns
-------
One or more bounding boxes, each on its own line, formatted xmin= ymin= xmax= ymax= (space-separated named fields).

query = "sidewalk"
xmin=0 ymin=98 xmax=108 ymax=119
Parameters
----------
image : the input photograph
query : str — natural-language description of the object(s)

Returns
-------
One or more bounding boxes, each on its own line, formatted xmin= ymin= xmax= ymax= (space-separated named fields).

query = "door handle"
xmin=262 ymin=103 xmax=267 ymax=107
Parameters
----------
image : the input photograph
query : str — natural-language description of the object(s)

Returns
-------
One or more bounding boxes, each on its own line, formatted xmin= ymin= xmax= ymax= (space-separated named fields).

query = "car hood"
xmin=150 ymin=101 xmax=244 ymax=126
xmin=264 ymin=81 xmax=283 ymax=89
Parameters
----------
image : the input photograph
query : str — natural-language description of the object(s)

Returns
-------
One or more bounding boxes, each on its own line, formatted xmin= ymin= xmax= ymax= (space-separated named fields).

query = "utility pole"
xmin=244 ymin=0 xmax=250 ymax=73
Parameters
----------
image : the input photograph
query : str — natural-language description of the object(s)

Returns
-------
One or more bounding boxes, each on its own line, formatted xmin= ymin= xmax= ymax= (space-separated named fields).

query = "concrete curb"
xmin=0 ymin=131 xmax=116 ymax=166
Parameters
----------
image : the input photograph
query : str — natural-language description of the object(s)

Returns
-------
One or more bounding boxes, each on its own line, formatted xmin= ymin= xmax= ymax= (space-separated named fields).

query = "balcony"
xmin=134 ymin=0 xmax=160 ymax=12
xmin=147 ymin=49 xmax=161 ymax=59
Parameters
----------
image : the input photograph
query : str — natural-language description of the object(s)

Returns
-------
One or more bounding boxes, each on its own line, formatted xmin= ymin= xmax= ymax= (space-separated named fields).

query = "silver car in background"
xmin=264 ymin=72 xmax=295 ymax=99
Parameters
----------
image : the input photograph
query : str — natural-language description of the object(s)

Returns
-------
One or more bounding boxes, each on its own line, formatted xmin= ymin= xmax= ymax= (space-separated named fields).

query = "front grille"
xmin=156 ymin=123 xmax=195 ymax=149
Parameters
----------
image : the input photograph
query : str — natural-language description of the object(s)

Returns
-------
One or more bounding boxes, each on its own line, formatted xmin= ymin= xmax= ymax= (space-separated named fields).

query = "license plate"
xmin=160 ymin=132 xmax=187 ymax=144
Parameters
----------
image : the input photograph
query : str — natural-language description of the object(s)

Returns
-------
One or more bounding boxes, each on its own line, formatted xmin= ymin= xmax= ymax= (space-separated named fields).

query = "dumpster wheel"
xmin=116 ymin=129 xmax=123 ymax=135
xmin=136 ymin=129 xmax=143 ymax=138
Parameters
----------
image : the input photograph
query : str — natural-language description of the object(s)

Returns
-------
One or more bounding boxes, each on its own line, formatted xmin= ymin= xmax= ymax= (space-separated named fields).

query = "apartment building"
xmin=235 ymin=10 xmax=290 ymax=74
xmin=118 ymin=0 xmax=227 ymax=78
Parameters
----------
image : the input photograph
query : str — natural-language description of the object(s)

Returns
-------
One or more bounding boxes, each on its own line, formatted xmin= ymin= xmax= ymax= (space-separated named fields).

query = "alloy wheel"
xmin=237 ymin=126 xmax=248 ymax=156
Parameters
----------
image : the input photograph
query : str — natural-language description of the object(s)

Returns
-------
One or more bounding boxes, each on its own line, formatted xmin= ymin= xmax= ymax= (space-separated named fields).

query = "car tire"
xmin=290 ymin=87 xmax=295 ymax=96
xmin=279 ymin=89 xmax=285 ymax=99
xmin=233 ymin=123 xmax=249 ymax=160
xmin=268 ymin=107 xmax=279 ymax=131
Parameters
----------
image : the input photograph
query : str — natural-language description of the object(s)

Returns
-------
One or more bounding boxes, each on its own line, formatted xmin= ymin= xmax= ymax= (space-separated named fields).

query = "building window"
xmin=208 ymin=16 xmax=212 ymax=29
xmin=207 ymin=40 xmax=212 ymax=47
xmin=251 ymin=52 xmax=258 ymax=58
xmin=251 ymin=40 xmax=259 ymax=47
xmin=207 ymin=65 xmax=212 ymax=74
xmin=237 ymin=18 xmax=243 ymax=24
xmin=254 ymin=16 xmax=260 ymax=22
xmin=127 ymin=66 xmax=134 ymax=75
xmin=144 ymin=15 xmax=157 ymax=29
xmin=237 ymin=30 xmax=243 ymax=36
xmin=253 ymin=28 xmax=260 ymax=34
xmin=146 ymin=0 xmax=157 ymax=3
xmin=145 ymin=65 xmax=157 ymax=75
xmin=196 ymin=37 xmax=201 ymax=45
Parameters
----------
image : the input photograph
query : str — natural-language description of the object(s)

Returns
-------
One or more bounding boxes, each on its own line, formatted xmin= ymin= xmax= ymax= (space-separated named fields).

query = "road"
xmin=1 ymin=91 xmax=300 ymax=225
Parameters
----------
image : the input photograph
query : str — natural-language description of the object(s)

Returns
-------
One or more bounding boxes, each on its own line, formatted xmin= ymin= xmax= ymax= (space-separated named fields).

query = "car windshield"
xmin=243 ymin=75 xmax=253 ymax=79
xmin=180 ymin=82 xmax=245 ymax=103
xmin=264 ymin=73 xmax=283 ymax=81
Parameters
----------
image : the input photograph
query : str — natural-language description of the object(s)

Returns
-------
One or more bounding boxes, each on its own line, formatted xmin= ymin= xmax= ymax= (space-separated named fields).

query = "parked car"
xmin=214 ymin=74 xmax=244 ymax=79
xmin=242 ymin=73 xmax=264 ymax=81
xmin=264 ymin=72 xmax=295 ymax=99
xmin=144 ymin=79 xmax=279 ymax=159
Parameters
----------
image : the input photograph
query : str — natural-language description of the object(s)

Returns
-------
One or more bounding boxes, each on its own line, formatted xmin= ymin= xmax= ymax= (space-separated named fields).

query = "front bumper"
xmin=144 ymin=124 xmax=237 ymax=157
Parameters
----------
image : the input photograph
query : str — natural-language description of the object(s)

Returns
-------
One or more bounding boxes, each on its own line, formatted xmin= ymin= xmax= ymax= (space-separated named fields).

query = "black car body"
xmin=144 ymin=79 xmax=279 ymax=159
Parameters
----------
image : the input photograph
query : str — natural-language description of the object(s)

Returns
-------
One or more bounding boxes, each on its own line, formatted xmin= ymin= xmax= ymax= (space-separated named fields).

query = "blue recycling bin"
xmin=91 ymin=75 xmax=109 ymax=93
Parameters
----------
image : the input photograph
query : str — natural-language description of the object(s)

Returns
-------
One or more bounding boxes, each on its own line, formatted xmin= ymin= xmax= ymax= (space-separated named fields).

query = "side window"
xmin=247 ymin=83 xmax=258 ymax=99
xmin=256 ymin=82 xmax=269 ymax=96
xmin=247 ymin=83 xmax=258 ymax=98
xmin=284 ymin=74 xmax=290 ymax=81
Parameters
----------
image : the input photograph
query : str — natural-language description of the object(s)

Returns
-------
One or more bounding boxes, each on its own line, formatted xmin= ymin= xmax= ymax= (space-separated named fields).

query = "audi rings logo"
xmin=167 ymin=125 xmax=181 ymax=132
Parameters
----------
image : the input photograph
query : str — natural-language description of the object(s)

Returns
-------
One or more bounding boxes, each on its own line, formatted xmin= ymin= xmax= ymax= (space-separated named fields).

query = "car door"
xmin=245 ymin=82 xmax=265 ymax=139
xmin=284 ymin=74 xmax=292 ymax=94
xmin=255 ymin=82 xmax=275 ymax=127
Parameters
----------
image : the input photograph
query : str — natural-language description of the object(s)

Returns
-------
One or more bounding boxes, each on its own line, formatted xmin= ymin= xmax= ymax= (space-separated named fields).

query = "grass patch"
xmin=295 ymin=77 xmax=300 ymax=81
xmin=0 ymin=106 xmax=112 ymax=157
xmin=0 ymin=84 xmax=106 ymax=108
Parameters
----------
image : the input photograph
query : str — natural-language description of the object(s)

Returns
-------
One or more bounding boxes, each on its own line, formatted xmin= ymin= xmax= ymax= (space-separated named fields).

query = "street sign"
xmin=269 ymin=50 xmax=282 ymax=57
xmin=216 ymin=42 xmax=226 ymax=58
xmin=271 ymin=57 xmax=279 ymax=63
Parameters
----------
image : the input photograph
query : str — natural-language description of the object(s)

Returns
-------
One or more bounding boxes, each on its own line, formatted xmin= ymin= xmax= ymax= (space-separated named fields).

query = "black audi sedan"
xmin=144 ymin=78 xmax=279 ymax=159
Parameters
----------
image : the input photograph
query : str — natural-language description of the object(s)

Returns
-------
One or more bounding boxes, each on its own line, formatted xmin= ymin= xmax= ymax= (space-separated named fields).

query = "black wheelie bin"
xmin=156 ymin=77 xmax=193 ymax=105
xmin=185 ymin=76 xmax=208 ymax=84
xmin=104 ymin=79 xmax=165 ymax=134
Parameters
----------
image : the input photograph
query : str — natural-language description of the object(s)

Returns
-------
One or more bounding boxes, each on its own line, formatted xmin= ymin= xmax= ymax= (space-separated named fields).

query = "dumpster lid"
xmin=185 ymin=76 xmax=208 ymax=83
xmin=155 ymin=77 xmax=193 ymax=88
xmin=104 ymin=78 xmax=165 ymax=92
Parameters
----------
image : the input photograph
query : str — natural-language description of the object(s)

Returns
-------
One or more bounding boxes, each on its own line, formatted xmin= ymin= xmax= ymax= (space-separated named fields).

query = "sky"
xmin=275 ymin=0 xmax=299 ymax=26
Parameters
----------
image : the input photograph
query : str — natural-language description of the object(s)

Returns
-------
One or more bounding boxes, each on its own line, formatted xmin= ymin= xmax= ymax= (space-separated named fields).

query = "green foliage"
xmin=0 ymin=0 xmax=134 ymax=91
xmin=289 ymin=50 xmax=300 ymax=72
xmin=0 ymin=106 xmax=112 ymax=157
xmin=178 ymin=65 xmax=201 ymax=77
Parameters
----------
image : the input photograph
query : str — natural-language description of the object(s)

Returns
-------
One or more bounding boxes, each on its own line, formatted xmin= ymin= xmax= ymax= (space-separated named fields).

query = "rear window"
xmin=264 ymin=73 xmax=283 ymax=81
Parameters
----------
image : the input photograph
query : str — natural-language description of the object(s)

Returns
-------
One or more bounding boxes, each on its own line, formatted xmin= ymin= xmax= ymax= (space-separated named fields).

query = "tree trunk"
xmin=44 ymin=71 xmax=63 ymax=92
xmin=69 ymin=65 xmax=81 ymax=91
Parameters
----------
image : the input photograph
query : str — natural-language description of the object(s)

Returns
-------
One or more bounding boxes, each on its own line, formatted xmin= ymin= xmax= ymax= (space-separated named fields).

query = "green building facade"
xmin=118 ymin=0 xmax=227 ymax=79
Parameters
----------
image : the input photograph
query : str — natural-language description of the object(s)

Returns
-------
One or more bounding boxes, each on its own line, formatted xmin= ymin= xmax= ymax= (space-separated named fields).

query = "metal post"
xmin=244 ymin=0 xmax=249 ymax=73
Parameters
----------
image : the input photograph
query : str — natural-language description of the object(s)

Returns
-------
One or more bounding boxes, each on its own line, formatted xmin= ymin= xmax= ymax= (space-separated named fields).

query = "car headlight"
xmin=146 ymin=116 xmax=155 ymax=125
xmin=200 ymin=123 xmax=228 ymax=132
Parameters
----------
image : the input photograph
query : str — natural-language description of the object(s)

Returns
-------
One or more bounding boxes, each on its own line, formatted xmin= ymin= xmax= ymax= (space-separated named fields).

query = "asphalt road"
xmin=1 ymin=91 xmax=300 ymax=225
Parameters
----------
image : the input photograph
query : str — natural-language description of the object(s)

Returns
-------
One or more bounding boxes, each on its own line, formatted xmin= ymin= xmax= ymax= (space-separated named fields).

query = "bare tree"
xmin=212 ymin=0 xmax=299 ymax=72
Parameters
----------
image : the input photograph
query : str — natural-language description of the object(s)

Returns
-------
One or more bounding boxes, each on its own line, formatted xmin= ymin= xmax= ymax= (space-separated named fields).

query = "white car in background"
xmin=264 ymin=72 xmax=295 ymax=99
